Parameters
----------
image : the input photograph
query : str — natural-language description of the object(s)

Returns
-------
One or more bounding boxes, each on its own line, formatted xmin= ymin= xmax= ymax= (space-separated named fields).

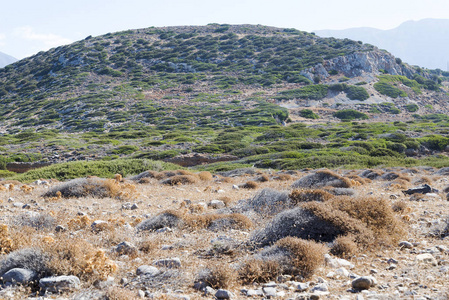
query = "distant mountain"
xmin=0 ymin=51 xmax=17 ymax=68
xmin=316 ymin=18 xmax=449 ymax=70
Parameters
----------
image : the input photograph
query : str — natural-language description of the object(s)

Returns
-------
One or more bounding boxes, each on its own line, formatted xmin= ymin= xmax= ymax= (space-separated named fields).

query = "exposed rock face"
xmin=300 ymin=50 xmax=419 ymax=81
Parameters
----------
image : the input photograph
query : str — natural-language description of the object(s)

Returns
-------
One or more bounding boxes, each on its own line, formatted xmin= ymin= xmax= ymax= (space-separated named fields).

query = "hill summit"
xmin=0 ymin=24 xmax=447 ymax=133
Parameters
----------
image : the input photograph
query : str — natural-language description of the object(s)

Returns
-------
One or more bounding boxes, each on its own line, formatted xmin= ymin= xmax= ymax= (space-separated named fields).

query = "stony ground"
xmin=0 ymin=166 xmax=449 ymax=300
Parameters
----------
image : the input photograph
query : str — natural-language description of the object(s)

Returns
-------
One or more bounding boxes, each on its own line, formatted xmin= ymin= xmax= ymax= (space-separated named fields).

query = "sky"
xmin=1 ymin=0 xmax=449 ymax=59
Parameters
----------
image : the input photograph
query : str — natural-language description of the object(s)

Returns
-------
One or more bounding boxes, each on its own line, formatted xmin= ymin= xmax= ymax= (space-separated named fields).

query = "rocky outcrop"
xmin=300 ymin=50 xmax=419 ymax=81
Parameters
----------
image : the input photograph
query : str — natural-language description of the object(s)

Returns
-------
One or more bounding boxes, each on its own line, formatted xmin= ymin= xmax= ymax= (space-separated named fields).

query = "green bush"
xmin=374 ymin=82 xmax=407 ymax=98
xmin=299 ymin=109 xmax=319 ymax=119
xmin=345 ymin=85 xmax=369 ymax=100
xmin=405 ymin=104 xmax=419 ymax=112
xmin=276 ymin=85 xmax=329 ymax=100
xmin=12 ymin=159 xmax=180 ymax=182
xmin=333 ymin=109 xmax=368 ymax=121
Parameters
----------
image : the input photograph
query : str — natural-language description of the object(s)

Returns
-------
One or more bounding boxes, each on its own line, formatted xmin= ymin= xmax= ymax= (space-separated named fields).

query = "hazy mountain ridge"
xmin=0 ymin=51 xmax=17 ymax=68
xmin=316 ymin=18 xmax=449 ymax=70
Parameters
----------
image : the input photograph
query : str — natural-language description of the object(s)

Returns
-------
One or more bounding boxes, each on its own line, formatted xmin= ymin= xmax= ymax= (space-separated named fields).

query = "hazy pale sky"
xmin=1 ymin=0 xmax=448 ymax=59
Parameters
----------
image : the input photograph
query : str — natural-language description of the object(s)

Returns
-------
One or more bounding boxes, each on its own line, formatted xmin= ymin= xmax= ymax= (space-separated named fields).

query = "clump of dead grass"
xmin=273 ymin=174 xmax=292 ymax=181
xmin=161 ymin=175 xmax=198 ymax=185
xmin=43 ymin=177 xmax=136 ymax=200
xmin=392 ymin=200 xmax=409 ymax=213
xmin=256 ymin=174 xmax=270 ymax=182
xmin=196 ymin=263 xmax=237 ymax=289
xmin=105 ymin=287 xmax=138 ymax=300
xmin=197 ymin=171 xmax=213 ymax=181
xmin=289 ymin=189 xmax=333 ymax=204
xmin=241 ymin=181 xmax=258 ymax=189
xmin=330 ymin=235 xmax=358 ymax=258
xmin=239 ymin=259 xmax=281 ymax=284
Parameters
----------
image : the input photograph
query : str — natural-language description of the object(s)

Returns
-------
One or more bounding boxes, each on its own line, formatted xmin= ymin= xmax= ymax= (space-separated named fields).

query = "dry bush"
xmin=136 ymin=210 xmax=184 ymax=232
xmin=292 ymin=170 xmax=351 ymax=189
xmin=249 ymin=206 xmax=358 ymax=247
xmin=105 ymin=287 xmax=137 ymax=300
xmin=347 ymin=175 xmax=367 ymax=185
xmin=161 ymin=175 xmax=198 ymax=185
xmin=273 ymin=174 xmax=292 ymax=181
xmin=138 ymin=177 xmax=152 ymax=184
xmin=138 ymin=239 xmax=160 ymax=254
xmin=239 ymin=188 xmax=290 ymax=215
xmin=197 ymin=171 xmax=213 ymax=181
xmin=330 ymin=235 xmax=358 ymax=258
xmin=218 ymin=196 xmax=233 ymax=207
xmin=196 ymin=263 xmax=237 ymax=289
xmin=275 ymin=237 xmax=326 ymax=279
xmin=0 ymin=224 xmax=14 ymax=254
xmin=114 ymin=174 xmax=123 ymax=183
xmin=218 ymin=176 xmax=234 ymax=183
xmin=131 ymin=170 xmax=160 ymax=181
xmin=42 ymin=236 xmax=117 ymax=282
xmin=389 ymin=179 xmax=411 ymax=190
xmin=242 ymin=181 xmax=258 ymax=189
xmin=14 ymin=212 xmax=56 ymax=231
xmin=392 ymin=200 xmax=409 ymax=213
xmin=188 ymin=203 xmax=206 ymax=213
xmin=359 ymin=169 xmax=383 ymax=180
xmin=256 ymin=174 xmax=270 ymax=182
xmin=413 ymin=176 xmax=432 ymax=185
xmin=289 ymin=189 xmax=333 ymax=204
xmin=67 ymin=215 xmax=92 ymax=230
xmin=327 ymin=196 xmax=405 ymax=243
xmin=42 ymin=178 xmax=133 ymax=199
xmin=0 ymin=248 xmax=51 ymax=278
xmin=186 ymin=213 xmax=253 ymax=231
xmin=239 ymin=259 xmax=281 ymax=284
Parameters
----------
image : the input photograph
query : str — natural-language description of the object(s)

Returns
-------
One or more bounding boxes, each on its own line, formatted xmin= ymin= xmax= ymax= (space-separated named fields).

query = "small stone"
xmin=416 ymin=253 xmax=438 ymax=266
xmin=215 ymin=288 xmax=233 ymax=299
xmin=263 ymin=281 xmax=277 ymax=288
xmin=138 ymin=289 xmax=145 ymax=298
xmin=156 ymin=227 xmax=172 ymax=233
xmin=204 ymin=286 xmax=215 ymax=296
xmin=263 ymin=286 xmax=277 ymax=297
xmin=91 ymin=220 xmax=108 ymax=232
xmin=352 ymin=276 xmax=376 ymax=290
xmin=13 ymin=202 xmax=24 ymax=208
xmin=311 ymin=283 xmax=329 ymax=293
xmin=55 ymin=225 xmax=66 ymax=232
xmin=335 ymin=267 xmax=350 ymax=277
xmin=370 ymin=269 xmax=378 ymax=274
xmin=136 ymin=265 xmax=160 ymax=276
xmin=39 ymin=275 xmax=80 ymax=293
xmin=2 ymin=268 xmax=37 ymax=285
xmin=399 ymin=241 xmax=413 ymax=249
xmin=295 ymin=282 xmax=309 ymax=292
xmin=131 ymin=203 xmax=139 ymax=210
xmin=115 ymin=241 xmax=137 ymax=256
xmin=209 ymin=200 xmax=225 ymax=209
xmin=153 ymin=257 xmax=181 ymax=268
xmin=120 ymin=278 xmax=128 ymax=285
xmin=232 ymin=185 xmax=239 ymax=190
xmin=246 ymin=288 xmax=264 ymax=296
xmin=193 ymin=281 xmax=207 ymax=291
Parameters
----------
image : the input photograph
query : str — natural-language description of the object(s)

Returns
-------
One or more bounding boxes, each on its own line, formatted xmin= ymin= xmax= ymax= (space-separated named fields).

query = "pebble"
xmin=262 ymin=286 xmax=277 ymax=297
xmin=153 ymin=257 xmax=182 ymax=268
xmin=209 ymin=200 xmax=225 ymax=209
xmin=2 ymin=268 xmax=37 ymax=285
xmin=399 ymin=241 xmax=413 ymax=249
xmin=215 ymin=289 xmax=233 ymax=299
xmin=352 ymin=276 xmax=376 ymax=290
xmin=136 ymin=265 xmax=160 ymax=276
xmin=415 ymin=253 xmax=438 ymax=266
xmin=39 ymin=275 xmax=80 ymax=293
xmin=115 ymin=241 xmax=137 ymax=255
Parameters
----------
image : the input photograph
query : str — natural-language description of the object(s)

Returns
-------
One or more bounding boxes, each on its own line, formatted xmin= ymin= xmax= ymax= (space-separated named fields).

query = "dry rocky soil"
xmin=0 ymin=167 xmax=449 ymax=299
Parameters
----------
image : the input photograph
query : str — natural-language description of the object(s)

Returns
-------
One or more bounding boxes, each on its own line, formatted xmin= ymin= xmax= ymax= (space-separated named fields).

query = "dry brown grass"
xmin=67 ymin=215 xmax=92 ymax=231
xmin=184 ymin=213 xmax=253 ymax=231
xmin=273 ymin=174 xmax=292 ymax=181
xmin=289 ymin=189 xmax=333 ymax=204
xmin=256 ymin=174 xmax=270 ymax=182
xmin=197 ymin=171 xmax=213 ymax=181
xmin=347 ymin=175 xmax=368 ymax=185
xmin=105 ymin=287 xmax=137 ymax=300
xmin=138 ymin=177 xmax=152 ymax=184
xmin=41 ymin=235 xmax=117 ymax=282
xmin=330 ymin=235 xmax=358 ymax=258
xmin=276 ymin=237 xmax=327 ymax=279
xmin=328 ymin=196 xmax=405 ymax=244
xmin=239 ymin=259 xmax=281 ymax=284
xmin=161 ymin=175 xmax=198 ymax=185
xmin=414 ymin=176 xmax=433 ymax=185
xmin=0 ymin=224 xmax=14 ymax=254
xmin=392 ymin=200 xmax=409 ymax=213
xmin=242 ymin=181 xmax=258 ymax=189
xmin=197 ymin=263 xmax=237 ymax=289
xmin=218 ymin=196 xmax=233 ymax=207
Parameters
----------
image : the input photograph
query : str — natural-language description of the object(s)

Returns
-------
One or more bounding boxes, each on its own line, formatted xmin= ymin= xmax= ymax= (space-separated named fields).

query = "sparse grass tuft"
xmin=161 ymin=175 xmax=198 ymax=185
xmin=197 ymin=263 xmax=237 ymax=289
xmin=289 ymin=189 xmax=333 ymax=204
xmin=239 ymin=259 xmax=281 ymax=284
xmin=242 ymin=180 xmax=258 ymax=189
xmin=330 ymin=235 xmax=358 ymax=258
xmin=197 ymin=171 xmax=213 ymax=181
